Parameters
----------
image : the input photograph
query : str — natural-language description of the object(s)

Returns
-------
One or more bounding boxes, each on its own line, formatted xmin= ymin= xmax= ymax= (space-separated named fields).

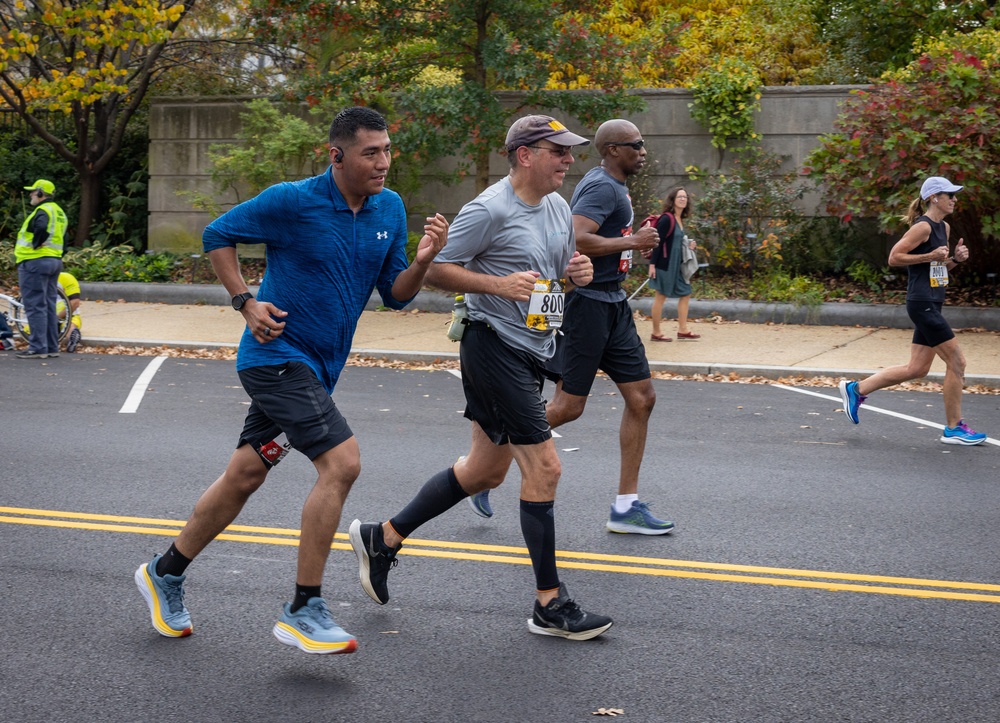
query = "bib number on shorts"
xmin=930 ymin=260 xmax=949 ymax=287
xmin=618 ymin=249 xmax=633 ymax=273
xmin=256 ymin=432 xmax=292 ymax=469
xmin=526 ymin=279 xmax=566 ymax=331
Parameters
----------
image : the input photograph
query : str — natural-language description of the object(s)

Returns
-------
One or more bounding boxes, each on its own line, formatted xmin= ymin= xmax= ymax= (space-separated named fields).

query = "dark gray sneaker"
xmin=527 ymin=584 xmax=613 ymax=641
xmin=349 ymin=519 xmax=399 ymax=605
xmin=66 ymin=327 xmax=81 ymax=353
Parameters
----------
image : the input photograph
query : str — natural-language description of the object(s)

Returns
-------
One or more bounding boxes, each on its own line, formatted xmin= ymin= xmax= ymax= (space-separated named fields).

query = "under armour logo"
xmin=377 ymin=231 xmax=388 ymax=240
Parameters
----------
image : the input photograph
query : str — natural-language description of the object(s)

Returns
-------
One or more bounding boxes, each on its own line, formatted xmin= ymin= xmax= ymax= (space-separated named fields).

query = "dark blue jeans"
xmin=17 ymin=256 xmax=63 ymax=353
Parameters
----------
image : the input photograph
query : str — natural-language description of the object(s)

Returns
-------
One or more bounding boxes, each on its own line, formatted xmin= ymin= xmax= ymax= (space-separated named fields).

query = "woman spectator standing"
xmin=839 ymin=176 xmax=986 ymax=445
xmin=648 ymin=186 xmax=699 ymax=341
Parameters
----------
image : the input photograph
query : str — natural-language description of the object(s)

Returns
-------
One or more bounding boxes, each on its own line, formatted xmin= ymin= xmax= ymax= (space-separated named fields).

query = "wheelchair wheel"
xmin=14 ymin=286 xmax=74 ymax=345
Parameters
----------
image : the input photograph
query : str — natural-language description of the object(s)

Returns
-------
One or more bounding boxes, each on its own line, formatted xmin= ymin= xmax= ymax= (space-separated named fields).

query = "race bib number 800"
xmin=526 ymin=279 xmax=566 ymax=331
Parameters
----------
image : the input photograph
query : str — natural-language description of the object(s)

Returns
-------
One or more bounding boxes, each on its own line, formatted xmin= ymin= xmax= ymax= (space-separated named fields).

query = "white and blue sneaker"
xmin=134 ymin=555 xmax=192 ymax=637
xmin=468 ymin=490 xmax=493 ymax=518
xmin=839 ymin=380 xmax=866 ymax=424
xmin=606 ymin=501 xmax=675 ymax=535
xmin=940 ymin=420 xmax=987 ymax=446
xmin=273 ymin=597 xmax=357 ymax=654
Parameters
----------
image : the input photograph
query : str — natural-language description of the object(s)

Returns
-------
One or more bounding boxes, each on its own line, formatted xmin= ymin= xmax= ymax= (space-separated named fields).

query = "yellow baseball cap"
xmin=24 ymin=179 xmax=55 ymax=194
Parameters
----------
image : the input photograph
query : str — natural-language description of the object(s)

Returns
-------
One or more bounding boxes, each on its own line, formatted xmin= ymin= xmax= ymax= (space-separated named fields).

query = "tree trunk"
xmin=74 ymin=170 xmax=102 ymax=247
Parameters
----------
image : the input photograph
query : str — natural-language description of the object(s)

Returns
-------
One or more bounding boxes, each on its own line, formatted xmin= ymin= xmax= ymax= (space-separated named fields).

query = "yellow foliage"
xmin=546 ymin=0 xmax=830 ymax=89
xmin=2 ymin=0 xmax=183 ymax=112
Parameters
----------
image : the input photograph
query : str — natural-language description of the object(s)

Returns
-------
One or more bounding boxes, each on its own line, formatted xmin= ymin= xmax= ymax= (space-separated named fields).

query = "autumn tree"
xmin=247 ymin=0 xmax=648 ymax=193
xmin=805 ymin=28 xmax=1000 ymax=276
xmin=0 ymin=0 xmax=198 ymax=244
xmin=812 ymin=0 xmax=998 ymax=82
xmin=661 ymin=0 xmax=830 ymax=86
xmin=545 ymin=0 xmax=682 ymax=89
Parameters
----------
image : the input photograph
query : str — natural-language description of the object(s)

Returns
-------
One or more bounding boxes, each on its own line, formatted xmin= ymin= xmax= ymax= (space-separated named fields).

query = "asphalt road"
xmin=2 ymin=354 xmax=1000 ymax=722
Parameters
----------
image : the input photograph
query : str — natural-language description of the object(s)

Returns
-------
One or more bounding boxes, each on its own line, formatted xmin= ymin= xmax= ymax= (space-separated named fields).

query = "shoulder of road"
xmin=78 ymin=282 xmax=1000 ymax=389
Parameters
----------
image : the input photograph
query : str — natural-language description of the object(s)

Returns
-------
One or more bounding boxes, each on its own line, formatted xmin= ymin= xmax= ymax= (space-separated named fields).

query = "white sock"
xmin=614 ymin=494 xmax=638 ymax=514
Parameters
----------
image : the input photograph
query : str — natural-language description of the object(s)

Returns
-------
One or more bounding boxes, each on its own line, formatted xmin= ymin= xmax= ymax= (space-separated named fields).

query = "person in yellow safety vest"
xmin=15 ymin=179 xmax=67 ymax=359
xmin=57 ymin=271 xmax=83 ymax=353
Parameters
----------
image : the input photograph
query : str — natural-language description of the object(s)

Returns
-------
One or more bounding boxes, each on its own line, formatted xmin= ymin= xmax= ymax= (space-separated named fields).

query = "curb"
xmin=80 ymin=282 xmax=1000 ymax=331
xmin=80 ymin=336 xmax=1000 ymax=389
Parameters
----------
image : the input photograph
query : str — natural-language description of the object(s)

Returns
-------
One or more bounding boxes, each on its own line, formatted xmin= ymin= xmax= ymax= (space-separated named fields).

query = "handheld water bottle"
xmin=447 ymin=295 xmax=468 ymax=341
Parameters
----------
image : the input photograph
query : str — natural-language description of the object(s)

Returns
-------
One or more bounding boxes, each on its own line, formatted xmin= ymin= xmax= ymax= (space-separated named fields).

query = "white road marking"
xmin=119 ymin=355 xmax=168 ymax=414
xmin=772 ymin=383 xmax=1000 ymax=447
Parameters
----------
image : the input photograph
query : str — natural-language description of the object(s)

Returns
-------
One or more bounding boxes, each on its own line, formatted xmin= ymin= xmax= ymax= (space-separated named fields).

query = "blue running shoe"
xmin=839 ymin=380 xmax=866 ymax=424
xmin=468 ymin=490 xmax=493 ymax=518
xmin=273 ymin=597 xmax=358 ymax=655
xmin=941 ymin=420 xmax=987 ymax=446
xmin=606 ymin=501 xmax=675 ymax=535
xmin=134 ymin=555 xmax=192 ymax=637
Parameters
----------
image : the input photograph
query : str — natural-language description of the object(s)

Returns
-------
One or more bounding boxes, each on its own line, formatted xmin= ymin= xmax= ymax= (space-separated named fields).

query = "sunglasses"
xmin=608 ymin=140 xmax=645 ymax=150
xmin=527 ymin=145 xmax=572 ymax=158
xmin=943 ymin=192 xmax=956 ymax=199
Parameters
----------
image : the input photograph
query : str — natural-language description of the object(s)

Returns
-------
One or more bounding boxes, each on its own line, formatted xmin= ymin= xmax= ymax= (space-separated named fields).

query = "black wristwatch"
xmin=231 ymin=292 xmax=254 ymax=310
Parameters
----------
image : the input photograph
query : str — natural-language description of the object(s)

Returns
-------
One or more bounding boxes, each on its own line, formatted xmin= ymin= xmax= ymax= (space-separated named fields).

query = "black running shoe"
xmin=66 ymin=327 xmax=81 ymax=353
xmin=348 ymin=519 xmax=399 ymax=605
xmin=527 ymin=584 xmax=613 ymax=641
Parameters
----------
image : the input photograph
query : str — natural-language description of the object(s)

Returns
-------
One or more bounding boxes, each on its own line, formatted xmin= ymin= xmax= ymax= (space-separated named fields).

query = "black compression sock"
xmin=519 ymin=499 xmax=559 ymax=592
xmin=389 ymin=467 xmax=468 ymax=539
xmin=290 ymin=584 xmax=322 ymax=613
xmin=155 ymin=543 xmax=192 ymax=578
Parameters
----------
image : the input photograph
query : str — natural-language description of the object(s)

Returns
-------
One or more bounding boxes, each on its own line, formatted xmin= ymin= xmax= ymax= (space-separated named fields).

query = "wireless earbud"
xmin=333 ymin=147 xmax=344 ymax=163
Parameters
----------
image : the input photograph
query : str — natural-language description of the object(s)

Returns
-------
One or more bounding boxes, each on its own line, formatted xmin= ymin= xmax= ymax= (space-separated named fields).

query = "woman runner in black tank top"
xmin=836 ymin=176 xmax=987 ymax=446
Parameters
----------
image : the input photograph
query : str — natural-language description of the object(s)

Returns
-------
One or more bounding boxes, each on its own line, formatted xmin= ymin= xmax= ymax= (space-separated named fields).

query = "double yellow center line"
xmin=3 ymin=505 xmax=999 ymax=604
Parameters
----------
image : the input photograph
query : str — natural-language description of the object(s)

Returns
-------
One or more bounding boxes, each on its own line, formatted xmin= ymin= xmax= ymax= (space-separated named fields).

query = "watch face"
xmin=232 ymin=293 xmax=252 ymax=310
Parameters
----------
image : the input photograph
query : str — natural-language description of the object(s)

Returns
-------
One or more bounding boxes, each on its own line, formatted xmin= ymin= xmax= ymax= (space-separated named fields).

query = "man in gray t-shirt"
xmin=471 ymin=119 xmax=675 ymax=537
xmin=349 ymin=115 xmax=614 ymax=641
xmin=434 ymin=174 xmax=574 ymax=361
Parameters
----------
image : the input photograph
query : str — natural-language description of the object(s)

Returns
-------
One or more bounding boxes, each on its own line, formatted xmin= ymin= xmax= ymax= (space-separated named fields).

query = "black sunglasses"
xmin=943 ymin=192 xmax=956 ymax=199
xmin=608 ymin=140 xmax=645 ymax=150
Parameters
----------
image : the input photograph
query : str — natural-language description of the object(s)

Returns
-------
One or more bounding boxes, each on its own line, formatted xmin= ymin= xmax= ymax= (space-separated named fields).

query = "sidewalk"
xmin=76 ymin=285 xmax=1000 ymax=388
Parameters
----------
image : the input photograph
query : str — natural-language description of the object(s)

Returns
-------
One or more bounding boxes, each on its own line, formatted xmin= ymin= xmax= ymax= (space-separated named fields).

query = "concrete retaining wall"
xmin=147 ymin=87 xmax=866 ymax=253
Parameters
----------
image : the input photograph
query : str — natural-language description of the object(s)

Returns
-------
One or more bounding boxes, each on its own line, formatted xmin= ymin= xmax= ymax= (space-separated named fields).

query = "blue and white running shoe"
xmin=940 ymin=420 xmax=987 ymax=446
xmin=273 ymin=597 xmax=357 ymax=654
xmin=134 ymin=555 xmax=192 ymax=638
xmin=839 ymin=380 xmax=866 ymax=424
xmin=468 ymin=490 xmax=493 ymax=519
xmin=606 ymin=501 xmax=675 ymax=535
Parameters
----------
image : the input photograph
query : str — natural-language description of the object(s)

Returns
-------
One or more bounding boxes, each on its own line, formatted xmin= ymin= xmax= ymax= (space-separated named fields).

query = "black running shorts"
xmin=459 ymin=322 xmax=552 ymax=446
xmin=553 ymin=292 xmax=651 ymax=396
xmin=906 ymin=300 xmax=955 ymax=348
xmin=237 ymin=361 xmax=353 ymax=464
